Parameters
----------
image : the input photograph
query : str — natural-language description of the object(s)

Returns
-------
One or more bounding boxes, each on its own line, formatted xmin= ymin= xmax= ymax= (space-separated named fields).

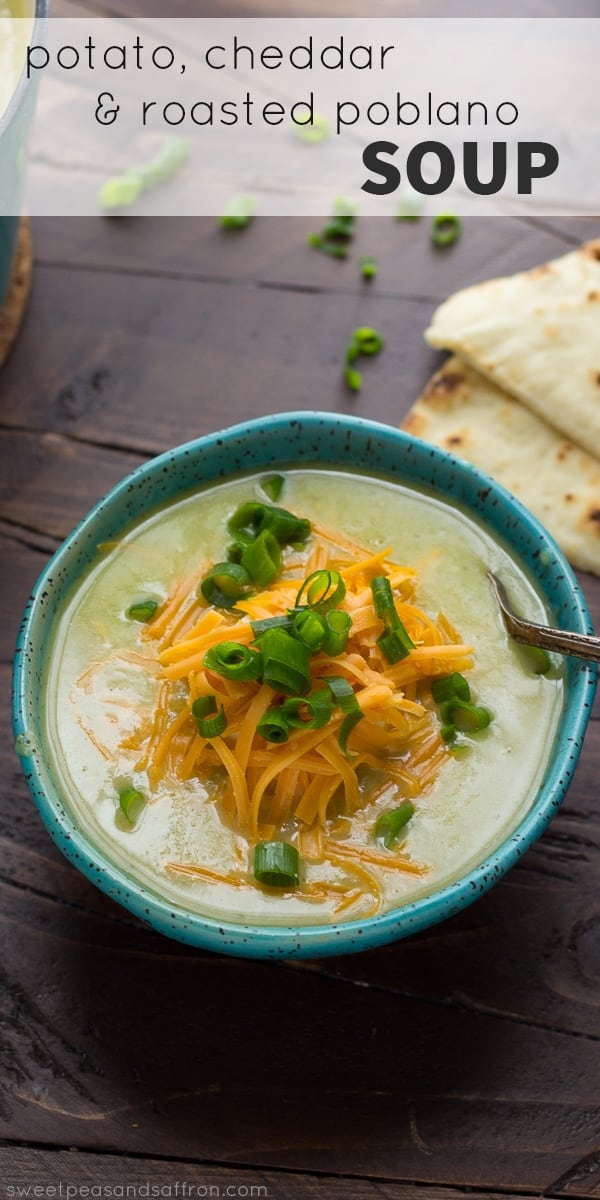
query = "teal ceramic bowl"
xmin=12 ymin=413 xmax=597 ymax=958
xmin=0 ymin=1 xmax=47 ymax=302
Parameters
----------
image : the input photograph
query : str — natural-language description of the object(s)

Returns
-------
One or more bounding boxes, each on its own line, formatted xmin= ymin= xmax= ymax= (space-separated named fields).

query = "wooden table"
xmin=3 ymin=0 xmax=600 ymax=1195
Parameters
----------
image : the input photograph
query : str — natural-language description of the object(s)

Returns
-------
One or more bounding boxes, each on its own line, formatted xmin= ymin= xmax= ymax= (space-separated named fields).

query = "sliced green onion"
xmin=227 ymin=502 xmax=310 ymax=546
xmin=241 ymin=529 xmax=282 ymax=587
xmin=345 ymin=366 xmax=362 ymax=392
xmin=200 ymin=562 xmax=251 ymax=609
xmin=360 ymin=256 xmax=378 ymax=280
xmin=432 ymin=213 xmax=461 ymax=247
xmin=99 ymin=137 xmax=189 ymax=212
xmin=192 ymin=695 xmax=217 ymax=720
xmin=256 ymin=707 xmax=290 ymax=744
xmin=309 ymin=236 xmax=349 ymax=259
xmin=440 ymin=723 xmax=457 ymax=743
xmin=323 ymin=610 xmax=352 ymax=656
xmin=281 ymin=688 xmax=333 ymax=730
xmin=517 ymin=645 xmax=552 ymax=676
xmin=396 ymin=189 xmax=423 ymax=220
xmin=295 ymin=569 xmax=346 ymax=614
xmin=293 ymin=609 xmax=327 ymax=652
xmin=296 ymin=112 xmax=329 ymax=144
xmin=325 ymin=675 xmax=359 ymax=713
xmin=191 ymin=694 xmax=227 ymax=737
xmin=250 ymin=614 xmax=295 ymax=638
xmin=203 ymin=642 xmax=263 ymax=681
xmin=352 ymin=327 xmax=385 ymax=356
xmin=431 ymin=673 xmax=471 ymax=704
xmin=254 ymin=841 xmax=300 ymax=888
xmin=339 ymin=710 xmax=364 ymax=757
xmin=126 ymin=598 xmax=158 ymax=623
xmin=346 ymin=341 xmax=360 ymax=365
xmin=374 ymin=800 xmax=415 ymax=848
xmin=371 ymin=576 xmax=396 ymax=622
xmin=260 ymin=474 xmax=285 ymax=502
xmin=377 ymin=629 xmax=413 ymax=664
xmin=258 ymin=627 xmax=312 ymax=696
xmin=220 ymin=195 xmax=256 ymax=229
xmin=118 ymin=787 xmax=146 ymax=824
xmin=441 ymin=700 xmax=492 ymax=734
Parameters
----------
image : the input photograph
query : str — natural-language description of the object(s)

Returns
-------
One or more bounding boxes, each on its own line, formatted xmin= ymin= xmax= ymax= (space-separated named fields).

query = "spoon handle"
xmin=488 ymin=573 xmax=600 ymax=664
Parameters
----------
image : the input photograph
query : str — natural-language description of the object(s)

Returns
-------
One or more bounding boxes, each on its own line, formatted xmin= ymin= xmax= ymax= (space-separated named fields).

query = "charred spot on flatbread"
xmin=431 ymin=370 xmax=465 ymax=394
xmin=583 ymin=241 xmax=600 ymax=262
xmin=588 ymin=291 xmax=599 ymax=301
xmin=585 ymin=507 xmax=600 ymax=528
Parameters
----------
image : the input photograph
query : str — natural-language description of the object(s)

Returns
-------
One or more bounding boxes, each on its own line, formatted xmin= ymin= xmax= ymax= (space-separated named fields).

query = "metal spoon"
xmin=487 ymin=572 xmax=600 ymax=664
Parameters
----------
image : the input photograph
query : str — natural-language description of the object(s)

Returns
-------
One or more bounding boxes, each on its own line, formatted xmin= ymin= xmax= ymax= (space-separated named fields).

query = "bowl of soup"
xmin=12 ymin=413 xmax=596 ymax=957
xmin=0 ymin=0 xmax=43 ymax=303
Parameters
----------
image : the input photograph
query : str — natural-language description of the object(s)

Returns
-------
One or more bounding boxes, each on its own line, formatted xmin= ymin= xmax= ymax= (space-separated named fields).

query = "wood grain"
xmin=3 ymin=29 xmax=600 ymax=1189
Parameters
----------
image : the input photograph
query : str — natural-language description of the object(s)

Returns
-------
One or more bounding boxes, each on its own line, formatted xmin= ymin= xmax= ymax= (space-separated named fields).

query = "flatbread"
xmin=425 ymin=240 xmax=600 ymax=459
xmin=403 ymin=356 xmax=600 ymax=576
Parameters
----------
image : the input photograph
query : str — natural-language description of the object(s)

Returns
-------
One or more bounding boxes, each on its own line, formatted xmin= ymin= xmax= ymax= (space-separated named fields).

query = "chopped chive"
xmin=339 ymin=710 xmax=364 ymax=757
xmin=260 ymin=474 xmax=285 ymax=502
xmin=374 ymin=800 xmax=415 ymax=848
xmin=345 ymin=366 xmax=362 ymax=392
xmin=325 ymin=675 xmax=360 ymax=714
xmin=254 ymin=841 xmax=300 ymax=888
xmin=432 ymin=213 xmax=461 ymax=247
xmin=118 ymin=787 xmax=146 ymax=825
xmin=220 ymin=195 xmax=256 ymax=229
xmin=241 ymin=529 xmax=282 ymax=587
xmin=99 ymin=137 xmax=189 ymax=212
xmin=295 ymin=569 xmax=346 ymax=614
xmin=203 ymin=642 xmax=263 ymax=681
xmin=199 ymin=562 xmax=251 ymax=609
xmin=258 ymin=627 xmax=312 ymax=696
xmin=281 ymin=688 xmax=333 ymax=730
xmin=323 ymin=610 xmax=352 ymax=656
xmin=360 ymin=256 xmax=378 ymax=280
xmin=126 ymin=598 xmax=158 ymax=623
xmin=293 ymin=608 xmax=327 ymax=652
xmin=296 ymin=113 xmax=329 ymax=144
xmin=256 ymin=707 xmax=290 ymax=744
xmin=431 ymin=673 xmax=471 ymax=704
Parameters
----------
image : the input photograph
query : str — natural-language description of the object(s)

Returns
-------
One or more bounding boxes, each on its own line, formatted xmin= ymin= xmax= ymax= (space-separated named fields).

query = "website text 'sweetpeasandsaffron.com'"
xmin=4 ymin=1186 xmax=270 ymax=1199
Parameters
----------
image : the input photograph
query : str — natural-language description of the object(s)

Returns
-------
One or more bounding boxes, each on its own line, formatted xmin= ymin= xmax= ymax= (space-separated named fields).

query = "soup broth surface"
xmin=44 ymin=469 xmax=563 ymax=926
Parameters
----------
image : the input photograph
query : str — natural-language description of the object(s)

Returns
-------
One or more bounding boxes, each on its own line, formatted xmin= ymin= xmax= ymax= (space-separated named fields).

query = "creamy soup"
xmin=0 ymin=2 xmax=32 ymax=118
xmin=44 ymin=470 xmax=563 ymax=926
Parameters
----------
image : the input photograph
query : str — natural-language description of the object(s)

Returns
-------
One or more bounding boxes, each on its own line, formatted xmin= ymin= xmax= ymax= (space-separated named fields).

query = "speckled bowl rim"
xmin=12 ymin=412 xmax=597 ymax=959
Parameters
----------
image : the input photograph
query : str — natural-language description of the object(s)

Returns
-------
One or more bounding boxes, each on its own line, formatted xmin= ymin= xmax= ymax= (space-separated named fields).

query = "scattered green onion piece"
xmin=309 ymin=236 xmax=349 ymax=259
xmin=323 ymin=610 xmax=352 ymax=656
xmin=339 ymin=710 xmax=364 ymax=757
xmin=333 ymin=196 xmax=358 ymax=218
xmin=440 ymin=723 xmax=457 ymax=744
xmin=441 ymin=700 xmax=492 ymax=734
xmin=118 ymin=787 xmax=147 ymax=825
xmin=295 ymin=569 xmax=346 ymax=614
xmin=256 ymin=707 xmax=290 ymax=744
xmin=228 ymin=502 xmax=310 ymax=546
xmin=325 ymin=675 xmax=359 ymax=713
xmin=254 ymin=841 xmax=300 ymax=888
xmin=220 ymin=195 xmax=256 ymax=229
xmin=352 ymin=326 xmax=385 ymax=356
xmin=192 ymin=695 xmax=217 ymax=721
xmin=258 ymin=627 xmax=312 ymax=696
xmin=250 ymin=614 xmax=295 ymax=638
xmin=396 ymin=189 xmax=423 ymax=220
xmin=126 ymin=598 xmax=158 ymax=623
xmin=241 ymin=529 xmax=282 ymax=587
xmin=345 ymin=366 xmax=362 ymax=392
xmin=281 ymin=688 xmax=333 ymax=730
xmin=260 ymin=474 xmax=285 ymax=502
xmin=346 ymin=341 xmax=360 ymax=365
xmin=99 ymin=137 xmax=189 ymax=212
xmin=432 ymin=213 xmax=461 ymax=247
xmin=431 ymin=673 xmax=471 ymax=704
xmin=203 ymin=642 xmax=263 ymax=681
xmin=518 ymin=645 xmax=552 ymax=676
xmin=377 ymin=629 xmax=413 ymax=664
xmin=374 ymin=800 xmax=415 ymax=848
xmin=371 ymin=576 xmax=396 ymax=622
xmin=293 ymin=609 xmax=327 ymax=652
xmin=360 ymin=256 xmax=378 ymax=280
xmin=200 ymin=562 xmax=251 ymax=609
xmin=295 ymin=112 xmax=329 ymax=144
xmin=196 ymin=706 xmax=228 ymax=739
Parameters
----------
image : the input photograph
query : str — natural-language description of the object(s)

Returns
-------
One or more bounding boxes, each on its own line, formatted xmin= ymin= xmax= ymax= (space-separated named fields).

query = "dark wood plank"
xmin=0 ymin=1147 xmax=551 ymax=1200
